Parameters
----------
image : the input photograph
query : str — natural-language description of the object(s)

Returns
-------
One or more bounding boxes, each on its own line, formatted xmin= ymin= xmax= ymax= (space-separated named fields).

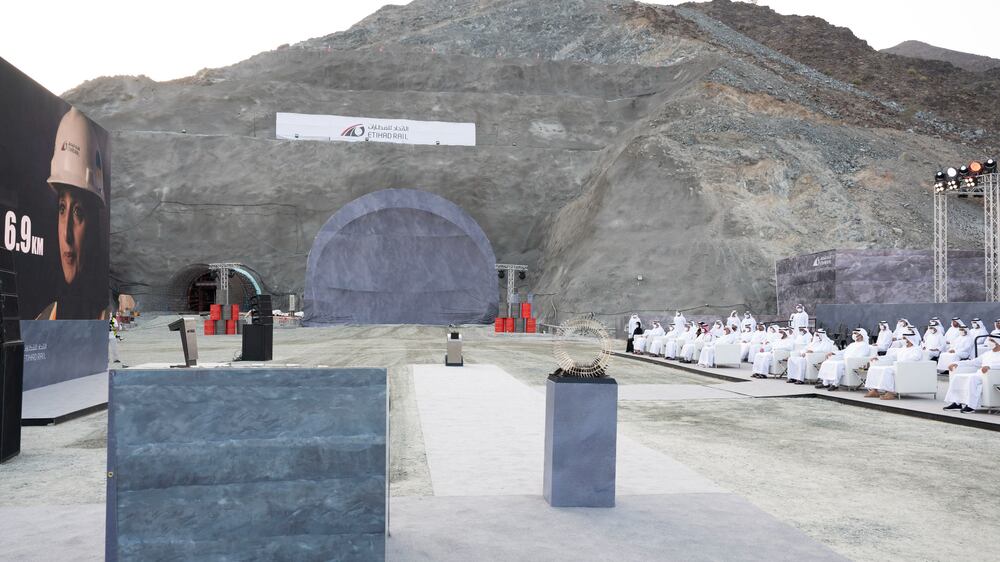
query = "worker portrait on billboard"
xmin=0 ymin=62 xmax=110 ymax=322
xmin=34 ymin=108 xmax=109 ymax=320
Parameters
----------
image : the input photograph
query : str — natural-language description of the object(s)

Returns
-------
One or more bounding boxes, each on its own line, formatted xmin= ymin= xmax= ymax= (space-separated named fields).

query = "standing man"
xmin=789 ymin=304 xmax=809 ymax=331
xmin=109 ymin=316 xmax=123 ymax=366
xmin=625 ymin=314 xmax=641 ymax=353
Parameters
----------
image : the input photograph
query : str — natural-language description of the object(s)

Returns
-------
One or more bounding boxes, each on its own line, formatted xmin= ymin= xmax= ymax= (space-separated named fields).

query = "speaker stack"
xmin=0 ymin=248 xmax=24 ymax=463
xmin=241 ymin=294 xmax=273 ymax=361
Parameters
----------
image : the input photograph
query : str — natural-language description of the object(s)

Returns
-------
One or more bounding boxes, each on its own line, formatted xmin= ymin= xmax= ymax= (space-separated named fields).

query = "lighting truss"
xmin=932 ymin=173 xmax=1000 ymax=302
xmin=495 ymin=263 xmax=528 ymax=317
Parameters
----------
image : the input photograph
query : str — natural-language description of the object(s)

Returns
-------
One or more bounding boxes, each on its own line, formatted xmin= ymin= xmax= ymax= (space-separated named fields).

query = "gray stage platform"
xmin=21 ymin=371 xmax=108 ymax=425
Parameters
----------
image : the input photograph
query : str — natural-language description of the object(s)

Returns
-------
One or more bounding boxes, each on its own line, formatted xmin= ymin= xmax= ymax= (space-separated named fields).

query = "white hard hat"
xmin=47 ymin=107 xmax=106 ymax=206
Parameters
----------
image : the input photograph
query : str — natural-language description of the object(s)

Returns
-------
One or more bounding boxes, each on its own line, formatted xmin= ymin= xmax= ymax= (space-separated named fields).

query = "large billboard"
xmin=276 ymin=112 xmax=476 ymax=146
xmin=0 ymin=57 xmax=110 ymax=388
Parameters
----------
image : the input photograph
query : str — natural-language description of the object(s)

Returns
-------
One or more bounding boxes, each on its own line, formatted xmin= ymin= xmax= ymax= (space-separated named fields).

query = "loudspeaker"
xmin=249 ymin=294 xmax=273 ymax=326
xmin=241 ymin=323 xmax=272 ymax=361
xmin=0 ymin=340 xmax=25 ymax=463
xmin=0 ymin=249 xmax=19 ymax=342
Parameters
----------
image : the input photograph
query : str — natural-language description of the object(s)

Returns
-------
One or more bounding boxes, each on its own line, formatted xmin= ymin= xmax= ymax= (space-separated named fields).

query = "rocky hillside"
xmin=64 ymin=0 xmax=994 ymax=319
xmin=684 ymin=0 xmax=1000 ymax=150
xmin=882 ymin=40 xmax=1000 ymax=73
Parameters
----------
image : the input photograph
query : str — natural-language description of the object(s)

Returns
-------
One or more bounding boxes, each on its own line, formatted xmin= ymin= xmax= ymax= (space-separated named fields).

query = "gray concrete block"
xmin=107 ymin=368 xmax=387 ymax=561
xmin=543 ymin=375 xmax=617 ymax=507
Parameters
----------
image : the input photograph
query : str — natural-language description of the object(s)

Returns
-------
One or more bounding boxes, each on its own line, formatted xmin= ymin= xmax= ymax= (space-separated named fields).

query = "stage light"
xmin=518 ymin=271 xmax=526 ymax=280
xmin=986 ymin=158 xmax=998 ymax=173
xmin=498 ymin=270 xmax=505 ymax=279
xmin=969 ymin=161 xmax=984 ymax=174
xmin=934 ymin=171 xmax=946 ymax=190
xmin=946 ymin=167 xmax=959 ymax=190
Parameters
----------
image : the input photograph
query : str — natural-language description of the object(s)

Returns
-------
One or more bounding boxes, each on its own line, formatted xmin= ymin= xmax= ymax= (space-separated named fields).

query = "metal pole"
xmin=933 ymin=192 xmax=948 ymax=303
xmin=986 ymin=173 xmax=1000 ymax=302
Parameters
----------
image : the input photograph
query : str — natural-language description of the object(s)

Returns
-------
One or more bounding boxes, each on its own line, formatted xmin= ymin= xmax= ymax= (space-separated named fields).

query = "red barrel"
xmin=226 ymin=319 xmax=237 ymax=335
xmin=526 ymin=318 xmax=536 ymax=333
xmin=204 ymin=319 xmax=216 ymax=335
xmin=505 ymin=317 xmax=515 ymax=332
xmin=209 ymin=304 xmax=222 ymax=321
xmin=495 ymin=318 xmax=506 ymax=333
xmin=521 ymin=302 xmax=531 ymax=318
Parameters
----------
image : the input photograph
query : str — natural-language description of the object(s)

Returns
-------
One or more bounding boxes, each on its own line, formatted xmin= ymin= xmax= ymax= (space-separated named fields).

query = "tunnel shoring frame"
xmin=933 ymin=172 xmax=1000 ymax=303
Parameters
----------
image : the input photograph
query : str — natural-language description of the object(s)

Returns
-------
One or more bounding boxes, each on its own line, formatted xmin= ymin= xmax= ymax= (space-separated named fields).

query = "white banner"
xmin=276 ymin=112 xmax=476 ymax=146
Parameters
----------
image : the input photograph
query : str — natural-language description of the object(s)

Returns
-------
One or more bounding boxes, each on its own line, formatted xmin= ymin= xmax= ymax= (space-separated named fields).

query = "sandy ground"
xmin=2 ymin=318 xmax=999 ymax=561
xmin=620 ymin=398 xmax=1000 ymax=561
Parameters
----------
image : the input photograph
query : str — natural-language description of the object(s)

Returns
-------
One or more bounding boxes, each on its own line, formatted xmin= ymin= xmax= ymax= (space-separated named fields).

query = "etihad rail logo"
xmin=341 ymin=124 xmax=366 ymax=137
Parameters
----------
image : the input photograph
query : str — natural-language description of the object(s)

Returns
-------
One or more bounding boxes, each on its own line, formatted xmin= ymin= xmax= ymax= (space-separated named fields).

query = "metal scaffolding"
xmin=932 ymin=172 xmax=1000 ymax=303
xmin=208 ymin=262 xmax=243 ymax=306
xmin=495 ymin=263 xmax=528 ymax=317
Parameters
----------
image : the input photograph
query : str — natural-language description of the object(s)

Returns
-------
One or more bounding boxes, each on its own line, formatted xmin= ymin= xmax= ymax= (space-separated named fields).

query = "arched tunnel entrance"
xmin=168 ymin=263 xmax=263 ymax=313
xmin=303 ymin=189 xmax=498 ymax=325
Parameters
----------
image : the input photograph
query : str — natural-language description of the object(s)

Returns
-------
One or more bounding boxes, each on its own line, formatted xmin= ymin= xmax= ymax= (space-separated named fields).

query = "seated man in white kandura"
xmin=648 ymin=323 xmax=675 ymax=356
xmin=738 ymin=326 xmax=754 ymax=361
xmin=787 ymin=330 xmax=836 ymax=384
xmin=944 ymin=334 xmax=1000 ymax=413
xmin=815 ymin=329 xmax=871 ymax=391
xmin=875 ymin=321 xmax=893 ymax=354
xmin=865 ymin=331 xmax=922 ymax=400
xmin=746 ymin=324 xmax=769 ymax=364
xmin=699 ymin=325 xmax=736 ymax=367
xmin=681 ymin=324 xmax=712 ymax=363
xmin=634 ymin=321 xmax=663 ymax=355
xmin=665 ymin=323 xmax=693 ymax=359
xmin=751 ymin=328 xmax=793 ymax=378
xmin=937 ymin=325 xmax=973 ymax=373
xmin=921 ymin=324 xmax=944 ymax=361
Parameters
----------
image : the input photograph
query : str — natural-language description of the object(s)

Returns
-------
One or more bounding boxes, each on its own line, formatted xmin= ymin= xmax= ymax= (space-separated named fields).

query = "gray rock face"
xmin=106 ymin=368 xmax=387 ymax=561
xmin=304 ymin=189 xmax=497 ymax=325
xmin=64 ymin=0 xmax=990 ymax=320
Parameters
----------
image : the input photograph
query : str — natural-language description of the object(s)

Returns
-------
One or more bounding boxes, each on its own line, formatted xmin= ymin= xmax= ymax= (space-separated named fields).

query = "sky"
xmin=2 ymin=0 xmax=997 ymax=96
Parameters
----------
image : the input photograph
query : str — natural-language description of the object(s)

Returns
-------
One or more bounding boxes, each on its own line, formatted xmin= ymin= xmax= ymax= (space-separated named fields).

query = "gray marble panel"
xmin=20 ymin=319 xmax=106 ymax=390
xmin=303 ymin=189 xmax=497 ymax=325
xmin=776 ymin=249 xmax=988 ymax=317
xmin=543 ymin=376 xmax=617 ymax=508
xmin=107 ymin=368 xmax=386 ymax=562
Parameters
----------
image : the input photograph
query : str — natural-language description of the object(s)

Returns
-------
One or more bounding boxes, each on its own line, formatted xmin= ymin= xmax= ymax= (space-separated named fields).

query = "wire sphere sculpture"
xmin=552 ymin=316 xmax=613 ymax=378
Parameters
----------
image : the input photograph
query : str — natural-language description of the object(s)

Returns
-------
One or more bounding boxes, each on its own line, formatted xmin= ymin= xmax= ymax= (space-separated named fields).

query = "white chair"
xmin=803 ymin=352 xmax=828 ymax=382
xmin=841 ymin=354 xmax=875 ymax=390
xmin=893 ymin=361 xmax=938 ymax=398
xmin=982 ymin=371 xmax=1000 ymax=411
xmin=713 ymin=344 xmax=741 ymax=368
xmin=769 ymin=348 xmax=791 ymax=377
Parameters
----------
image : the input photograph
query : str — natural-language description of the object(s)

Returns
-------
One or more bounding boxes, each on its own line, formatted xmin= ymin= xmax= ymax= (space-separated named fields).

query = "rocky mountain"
xmin=64 ymin=0 xmax=995 ymax=320
xmin=882 ymin=40 xmax=1000 ymax=73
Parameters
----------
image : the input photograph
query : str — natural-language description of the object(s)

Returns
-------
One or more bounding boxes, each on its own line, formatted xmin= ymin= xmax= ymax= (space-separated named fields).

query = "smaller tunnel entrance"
xmin=167 ymin=264 xmax=261 ymax=313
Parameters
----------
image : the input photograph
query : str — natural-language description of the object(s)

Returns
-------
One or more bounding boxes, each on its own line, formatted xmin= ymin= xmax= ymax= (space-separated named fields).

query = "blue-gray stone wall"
xmin=106 ymin=368 xmax=386 ymax=562
xmin=304 ymin=189 xmax=498 ymax=325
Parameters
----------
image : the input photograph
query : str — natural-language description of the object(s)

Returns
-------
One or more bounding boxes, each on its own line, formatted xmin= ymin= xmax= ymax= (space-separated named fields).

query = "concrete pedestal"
xmin=543 ymin=375 xmax=618 ymax=507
